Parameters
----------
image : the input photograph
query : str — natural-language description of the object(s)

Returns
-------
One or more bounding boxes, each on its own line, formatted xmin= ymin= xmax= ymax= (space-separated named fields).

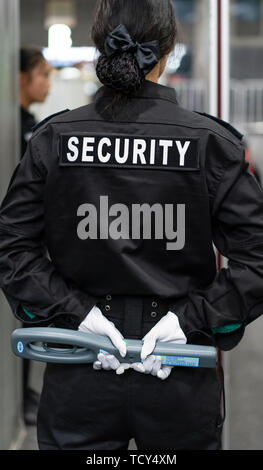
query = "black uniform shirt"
xmin=1 ymin=81 xmax=263 ymax=350
xmin=20 ymin=106 xmax=37 ymax=158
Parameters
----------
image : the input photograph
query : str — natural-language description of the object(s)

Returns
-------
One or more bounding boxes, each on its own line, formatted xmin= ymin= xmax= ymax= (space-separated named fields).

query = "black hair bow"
xmin=104 ymin=24 xmax=161 ymax=75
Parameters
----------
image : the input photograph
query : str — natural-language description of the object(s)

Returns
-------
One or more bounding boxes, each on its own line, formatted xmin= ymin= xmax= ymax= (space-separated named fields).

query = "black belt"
xmin=97 ymin=294 xmax=171 ymax=320
xmin=96 ymin=294 xmax=172 ymax=338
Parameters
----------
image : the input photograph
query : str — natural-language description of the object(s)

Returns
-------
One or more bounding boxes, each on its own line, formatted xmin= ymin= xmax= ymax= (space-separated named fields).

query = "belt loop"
xmin=123 ymin=296 xmax=143 ymax=339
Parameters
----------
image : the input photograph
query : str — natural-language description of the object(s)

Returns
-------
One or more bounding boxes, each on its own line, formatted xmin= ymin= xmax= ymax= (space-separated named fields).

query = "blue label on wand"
xmin=17 ymin=341 xmax=24 ymax=354
xmin=99 ymin=349 xmax=110 ymax=356
xmin=160 ymin=355 xmax=200 ymax=367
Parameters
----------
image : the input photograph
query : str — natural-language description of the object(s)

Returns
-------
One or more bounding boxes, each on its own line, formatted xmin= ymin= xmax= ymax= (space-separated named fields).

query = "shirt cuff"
xmin=212 ymin=323 xmax=245 ymax=351
xmin=211 ymin=323 xmax=243 ymax=334
xmin=22 ymin=307 xmax=36 ymax=320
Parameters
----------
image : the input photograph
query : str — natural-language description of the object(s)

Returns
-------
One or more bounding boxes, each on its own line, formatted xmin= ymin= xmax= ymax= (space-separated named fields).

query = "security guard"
xmin=1 ymin=0 xmax=263 ymax=450
xmin=20 ymin=47 xmax=52 ymax=157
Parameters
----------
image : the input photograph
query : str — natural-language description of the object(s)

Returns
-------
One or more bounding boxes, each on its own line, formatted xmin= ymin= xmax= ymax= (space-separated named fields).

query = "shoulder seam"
xmin=38 ymin=117 xmax=243 ymax=148
xmin=31 ymin=109 xmax=70 ymax=137
xmin=194 ymin=111 xmax=244 ymax=141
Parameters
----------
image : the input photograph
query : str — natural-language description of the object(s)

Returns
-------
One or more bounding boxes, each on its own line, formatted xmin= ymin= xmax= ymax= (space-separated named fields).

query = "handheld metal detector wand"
xmin=11 ymin=328 xmax=217 ymax=368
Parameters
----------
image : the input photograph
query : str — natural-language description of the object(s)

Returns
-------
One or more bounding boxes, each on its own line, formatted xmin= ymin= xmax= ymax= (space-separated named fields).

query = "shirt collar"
xmin=94 ymin=80 xmax=178 ymax=105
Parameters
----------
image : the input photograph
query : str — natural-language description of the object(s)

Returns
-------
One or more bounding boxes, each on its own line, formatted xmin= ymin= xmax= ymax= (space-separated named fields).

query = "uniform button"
xmin=105 ymin=305 xmax=111 ymax=311
xmin=106 ymin=295 xmax=112 ymax=301
xmin=151 ymin=311 xmax=157 ymax=318
xmin=152 ymin=301 xmax=158 ymax=308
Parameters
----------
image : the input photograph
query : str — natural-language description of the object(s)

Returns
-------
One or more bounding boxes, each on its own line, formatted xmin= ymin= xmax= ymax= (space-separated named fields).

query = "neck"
xmin=145 ymin=54 xmax=168 ymax=84
xmin=145 ymin=61 xmax=161 ymax=84
xmin=145 ymin=69 xmax=159 ymax=84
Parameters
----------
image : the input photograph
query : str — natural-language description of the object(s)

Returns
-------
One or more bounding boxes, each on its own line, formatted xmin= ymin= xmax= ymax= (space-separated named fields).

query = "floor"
xmin=20 ymin=316 xmax=263 ymax=450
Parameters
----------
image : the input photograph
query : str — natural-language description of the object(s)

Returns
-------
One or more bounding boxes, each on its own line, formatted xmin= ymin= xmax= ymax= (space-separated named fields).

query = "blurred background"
xmin=0 ymin=0 xmax=263 ymax=451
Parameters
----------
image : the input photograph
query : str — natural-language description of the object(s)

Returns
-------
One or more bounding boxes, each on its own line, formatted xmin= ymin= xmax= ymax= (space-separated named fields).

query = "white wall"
xmin=0 ymin=0 xmax=23 ymax=450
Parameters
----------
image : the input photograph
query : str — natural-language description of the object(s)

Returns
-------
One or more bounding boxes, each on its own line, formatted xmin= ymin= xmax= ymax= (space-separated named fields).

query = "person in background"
xmin=20 ymin=47 xmax=52 ymax=158
xmin=19 ymin=47 xmax=52 ymax=424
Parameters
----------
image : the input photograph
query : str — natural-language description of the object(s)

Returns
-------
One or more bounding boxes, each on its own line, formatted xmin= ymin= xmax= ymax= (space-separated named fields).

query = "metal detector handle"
xmin=11 ymin=328 xmax=99 ymax=364
xmin=11 ymin=327 xmax=217 ymax=368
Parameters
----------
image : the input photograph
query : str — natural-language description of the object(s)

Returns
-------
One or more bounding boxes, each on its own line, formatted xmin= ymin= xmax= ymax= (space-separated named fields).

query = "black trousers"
xmin=37 ymin=295 xmax=223 ymax=450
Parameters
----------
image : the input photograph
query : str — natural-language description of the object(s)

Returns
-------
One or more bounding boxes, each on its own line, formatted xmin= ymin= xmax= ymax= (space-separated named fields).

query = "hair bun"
xmin=96 ymin=51 xmax=145 ymax=95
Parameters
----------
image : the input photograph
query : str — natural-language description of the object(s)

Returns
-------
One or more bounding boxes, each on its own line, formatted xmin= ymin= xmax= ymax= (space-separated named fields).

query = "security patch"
xmin=59 ymin=133 xmax=200 ymax=171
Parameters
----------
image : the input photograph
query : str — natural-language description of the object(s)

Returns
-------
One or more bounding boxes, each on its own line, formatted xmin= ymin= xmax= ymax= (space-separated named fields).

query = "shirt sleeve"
xmin=169 ymin=139 xmax=263 ymax=351
xmin=0 ymin=135 xmax=98 ymax=329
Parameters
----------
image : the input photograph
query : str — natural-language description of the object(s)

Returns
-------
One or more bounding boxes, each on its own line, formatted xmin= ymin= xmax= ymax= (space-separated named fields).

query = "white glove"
xmin=93 ymin=353 xmax=131 ymax=375
xmin=130 ymin=354 xmax=163 ymax=375
xmin=79 ymin=305 xmax=130 ymax=374
xmin=132 ymin=311 xmax=187 ymax=380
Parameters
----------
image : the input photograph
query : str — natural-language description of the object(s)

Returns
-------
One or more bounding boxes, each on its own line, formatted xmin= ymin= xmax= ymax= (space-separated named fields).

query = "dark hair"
xmin=20 ymin=47 xmax=45 ymax=74
xmin=91 ymin=0 xmax=178 ymax=98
